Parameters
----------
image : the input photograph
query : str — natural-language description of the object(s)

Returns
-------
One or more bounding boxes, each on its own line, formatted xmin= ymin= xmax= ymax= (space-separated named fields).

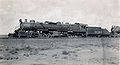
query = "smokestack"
xmin=19 ymin=19 xmax=22 ymax=23
xmin=19 ymin=19 xmax=22 ymax=28
xmin=25 ymin=19 xmax=27 ymax=22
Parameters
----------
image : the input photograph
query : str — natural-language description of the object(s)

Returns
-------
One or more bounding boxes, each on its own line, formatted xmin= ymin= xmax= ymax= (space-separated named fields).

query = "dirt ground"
xmin=0 ymin=38 xmax=119 ymax=65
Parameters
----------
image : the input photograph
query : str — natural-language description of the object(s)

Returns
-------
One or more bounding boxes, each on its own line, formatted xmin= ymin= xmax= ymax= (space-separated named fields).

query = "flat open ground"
xmin=0 ymin=38 xmax=119 ymax=65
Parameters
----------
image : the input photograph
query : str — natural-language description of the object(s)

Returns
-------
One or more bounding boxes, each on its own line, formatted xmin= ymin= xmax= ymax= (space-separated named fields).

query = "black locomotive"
xmin=8 ymin=19 xmax=111 ymax=38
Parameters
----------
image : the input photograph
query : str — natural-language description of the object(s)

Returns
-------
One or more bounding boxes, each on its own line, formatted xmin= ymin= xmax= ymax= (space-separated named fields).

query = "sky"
xmin=0 ymin=0 xmax=119 ymax=35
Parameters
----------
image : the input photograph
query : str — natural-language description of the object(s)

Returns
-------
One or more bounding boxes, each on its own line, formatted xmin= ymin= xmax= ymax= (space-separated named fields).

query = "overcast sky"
xmin=0 ymin=0 xmax=119 ymax=35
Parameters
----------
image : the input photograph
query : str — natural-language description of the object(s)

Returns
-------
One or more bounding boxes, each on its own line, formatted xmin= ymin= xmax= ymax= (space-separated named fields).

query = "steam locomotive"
xmin=8 ymin=19 xmax=111 ymax=38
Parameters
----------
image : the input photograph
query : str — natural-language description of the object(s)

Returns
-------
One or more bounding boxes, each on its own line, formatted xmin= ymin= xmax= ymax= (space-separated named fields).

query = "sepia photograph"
xmin=0 ymin=0 xmax=119 ymax=65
